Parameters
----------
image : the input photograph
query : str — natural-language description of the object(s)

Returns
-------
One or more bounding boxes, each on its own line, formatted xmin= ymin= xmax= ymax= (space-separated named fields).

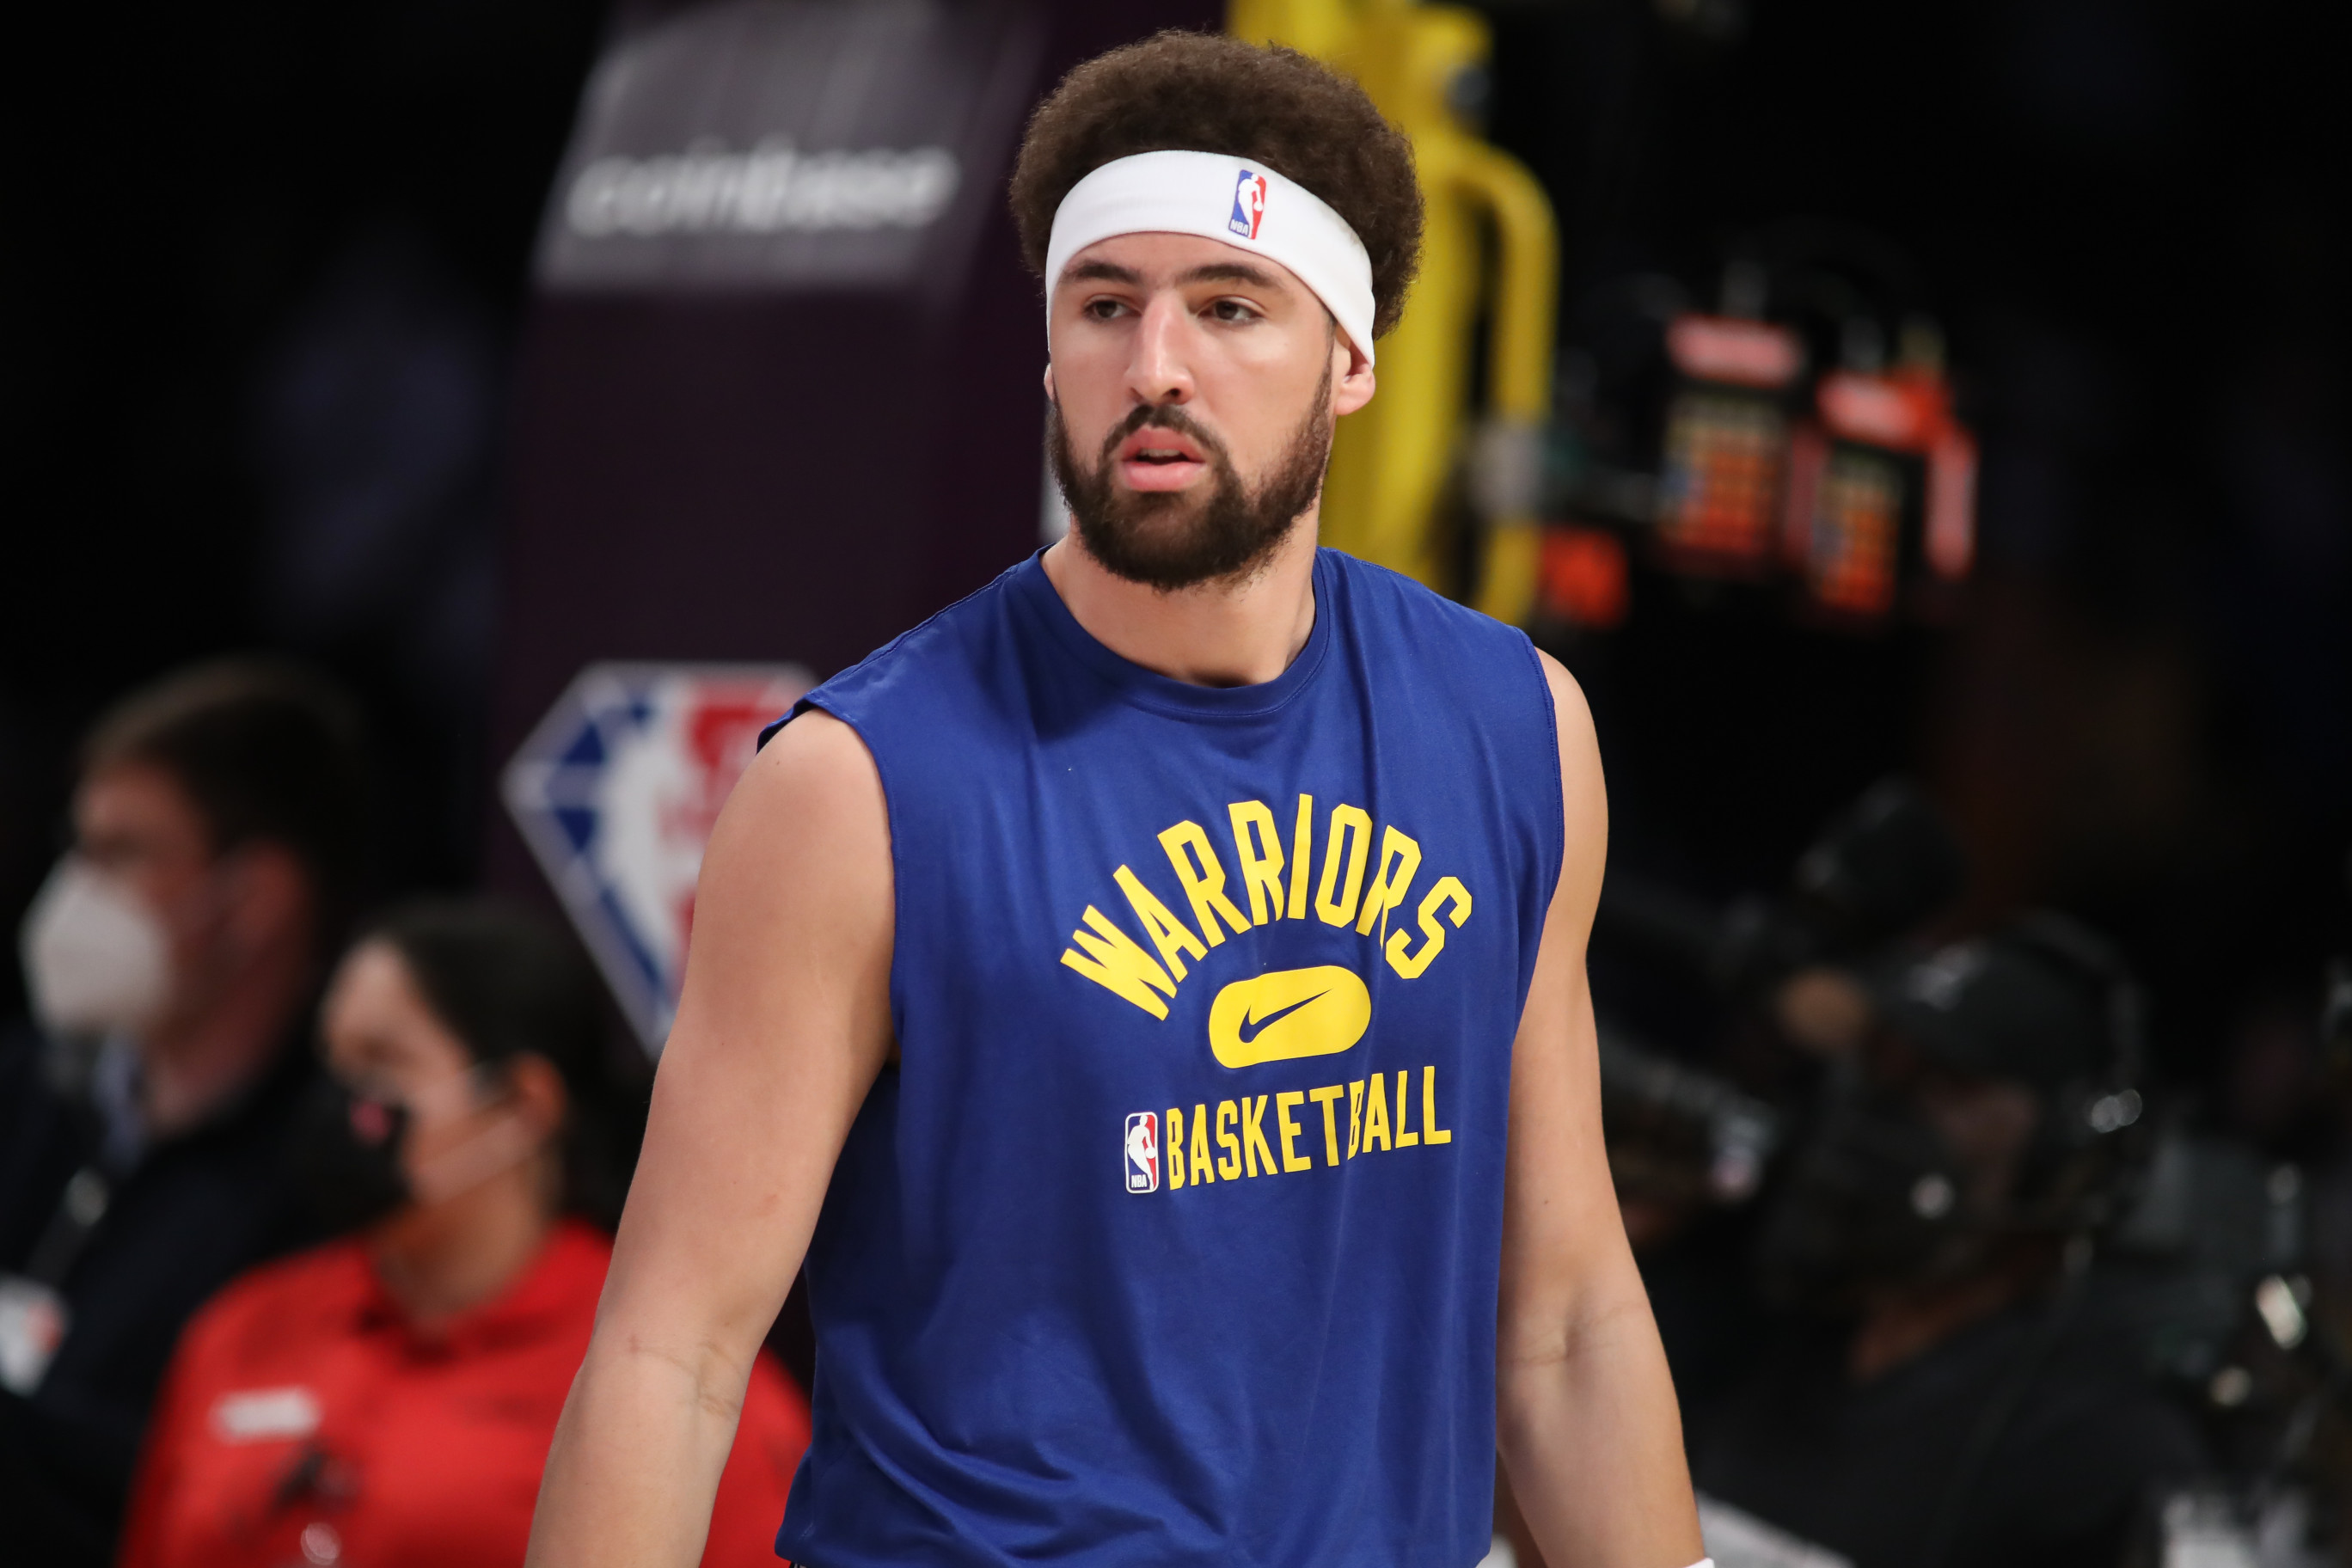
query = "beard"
xmin=1048 ymin=360 xmax=1334 ymax=592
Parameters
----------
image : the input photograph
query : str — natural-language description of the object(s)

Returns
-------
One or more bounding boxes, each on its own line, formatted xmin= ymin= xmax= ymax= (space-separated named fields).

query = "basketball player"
xmin=529 ymin=34 xmax=1706 ymax=1568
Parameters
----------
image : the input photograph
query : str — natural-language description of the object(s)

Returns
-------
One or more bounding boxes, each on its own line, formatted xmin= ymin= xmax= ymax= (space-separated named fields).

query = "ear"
xmin=220 ymin=842 xmax=314 ymax=959
xmin=505 ymin=1051 xmax=570 ymax=1143
xmin=1332 ymin=334 xmax=1375 ymax=418
xmin=1041 ymin=363 xmax=1057 ymax=403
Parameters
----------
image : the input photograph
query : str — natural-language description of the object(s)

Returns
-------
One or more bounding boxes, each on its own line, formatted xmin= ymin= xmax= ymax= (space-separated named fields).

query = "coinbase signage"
xmin=504 ymin=663 xmax=812 ymax=1051
xmin=536 ymin=0 xmax=1040 ymax=292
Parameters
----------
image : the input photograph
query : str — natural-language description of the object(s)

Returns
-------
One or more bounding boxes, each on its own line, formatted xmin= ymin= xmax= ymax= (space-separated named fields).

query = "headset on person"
xmin=1997 ymin=912 xmax=2148 ymax=1237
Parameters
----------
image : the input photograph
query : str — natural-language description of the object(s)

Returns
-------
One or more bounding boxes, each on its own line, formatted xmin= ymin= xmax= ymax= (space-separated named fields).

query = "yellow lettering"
xmin=1216 ymin=1100 xmax=1242 ymax=1180
xmin=1385 ymin=876 xmax=1473 ymax=980
xmin=1276 ymin=1091 xmax=1311 ymax=1173
xmin=1315 ymin=804 xmax=1373 ymax=928
xmin=1228 ymin=801 xmax=1286 ymax=926
xmin=1166 ymin=1107 xmax=1186 ymax=1188
xmin=1309 ymin=1084 xmax=1345 ymax=1167
xmin=1159 ymin=821 xmax=1252 ymax=945
xmin=1114 ymin=865 xmax=1207 ymax=981
xmin=1394 ymin=1069 xmax=1420 ymax=1148
xmin=1363 ymin=1073 xmax=1392 ymax=1152
xmin=1347 ymin=1079 xmax=1364 ymax=1156
xmin=1287 ymin=793 xmax=1314 ymax=920
xmin=1421 ymin=1066 xmax=1452 ymax=1145
xmin=1354 ymin=826 xmax=1423 ymax=940
xmin=1060 ymin=906 xmax=1177 ymax=1019
xmin=1241 ymin=1095 xmax=1277 ymax=1177
xmin=1191 ymin=1103 xmax=1216 ymax=1184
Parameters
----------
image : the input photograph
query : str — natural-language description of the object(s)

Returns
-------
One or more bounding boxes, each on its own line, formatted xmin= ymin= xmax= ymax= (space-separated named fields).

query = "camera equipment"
xmin=1599 ymin=1029 xmax=1782 ymax=1209
xmin=1761 ymin=914 xmax=2153 ymax=1568
xmin=1598 ymin=775 xmax=1966 ymax=999
xmin=1908 ymin=913 xmax=2148 ymax=1234
xmin=1755 ymin=911 xmax=2147 ymax=1310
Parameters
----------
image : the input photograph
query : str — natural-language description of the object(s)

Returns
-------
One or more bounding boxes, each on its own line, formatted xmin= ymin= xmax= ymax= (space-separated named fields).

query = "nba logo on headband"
xmin=1044 ymin=150 xmax=1376 ymax=363
xmin=1228 ymin=168 xmax=1268 ymax=241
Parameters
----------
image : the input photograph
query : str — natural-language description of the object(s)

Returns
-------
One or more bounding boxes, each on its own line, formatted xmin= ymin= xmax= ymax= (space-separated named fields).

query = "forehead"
xmin=76 ymin=761 xmax=208 ymax=844
xmin=1054 ymin=230 xmax=1311 ymax=299
xmin=325 ymin=942 xmax=469 ymax=1063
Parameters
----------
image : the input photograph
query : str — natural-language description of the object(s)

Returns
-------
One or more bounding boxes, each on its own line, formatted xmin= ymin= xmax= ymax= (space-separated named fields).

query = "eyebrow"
xmin=1065 ymin=260 xmax=1143 ymax=285
xmin=1060 ymin=259 xmax=1291 ymax=291
xmin=1179 ymin=260 xmax=1286 ymax=289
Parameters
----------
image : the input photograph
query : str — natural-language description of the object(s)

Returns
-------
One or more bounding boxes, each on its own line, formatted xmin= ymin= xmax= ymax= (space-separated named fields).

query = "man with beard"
xmin=529 ymin=34 xmax=1704 ymax=1568
xmin=1691 ymin=916 xmax=2205 ymax=1568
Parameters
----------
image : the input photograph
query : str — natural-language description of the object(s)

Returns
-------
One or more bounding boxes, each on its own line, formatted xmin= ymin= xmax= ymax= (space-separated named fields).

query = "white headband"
xmin=1044 ymin=150 xmax=1377 ymax=365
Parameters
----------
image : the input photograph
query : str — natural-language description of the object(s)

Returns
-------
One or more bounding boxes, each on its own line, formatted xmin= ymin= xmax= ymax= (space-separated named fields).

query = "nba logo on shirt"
xmin=1228 ymin=169 xmax=1268 ymax=240
xmin=1123 ymin=1112 xmax=1160 ymax=1193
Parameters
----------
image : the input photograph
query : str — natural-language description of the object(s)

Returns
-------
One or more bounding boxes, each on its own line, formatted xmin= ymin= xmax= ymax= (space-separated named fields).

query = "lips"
xmin=1111 ymin=420 xmax=1211 ymax=492
xmin=1116 ymin=427 xmax=1206 ymax=465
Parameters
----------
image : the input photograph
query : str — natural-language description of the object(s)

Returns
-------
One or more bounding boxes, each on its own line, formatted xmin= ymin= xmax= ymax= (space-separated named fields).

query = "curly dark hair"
xmin=1009 ymin=31 xmax=1424 ymax=340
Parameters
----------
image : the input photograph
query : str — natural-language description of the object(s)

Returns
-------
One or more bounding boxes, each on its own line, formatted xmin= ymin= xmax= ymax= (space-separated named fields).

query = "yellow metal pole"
xmin=1230 ymin=0 xmax=1559 ymax=623
xmin=1455 ymin=142 xmax=1556 ymax=623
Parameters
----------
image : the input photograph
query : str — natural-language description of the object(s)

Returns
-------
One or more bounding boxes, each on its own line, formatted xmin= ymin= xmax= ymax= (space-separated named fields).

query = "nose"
xmin=1126 ymin=292 xmax=1195 ymax=407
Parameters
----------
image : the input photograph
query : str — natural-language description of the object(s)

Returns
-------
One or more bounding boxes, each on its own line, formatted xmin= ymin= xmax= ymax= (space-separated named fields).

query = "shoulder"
xmin=726 ymin=704 xmax=888 ymax=871
xmin=782 ymin=558 xmax=1033 ymax=735
xmin=1320 ymin=551 xmax=1596 ymax=769
xmin=193 ymin=1237 xmax=371 ymax=1320
xmin=0 ymin=1025 xmax=78 ymax=1228
xmin=687 ymin=677 xmax=895 ymax=1025
xmin=2001 ymin=1363 xmax=2206 ymax=1520
xmin=2031 ymin=1311 xmax=2208 ymax=1467
xmin=1323 ymin=549 xmax=1559 ymax=725
xmin=540 ymin=1217 xmax=616 ymax=1283
xmin=1531 ymin=647 xmax=1599 ymax=780
xmin=173 ymin=1238 xmax=371 ymax=1364
xmin=1324 ymin=548 xmax=1532 ymax=652
xmin=495 ymin=1221 xmax=617 ymax=1335
xmin=0 ymin=1020 xmax=44 ymax=1095
xmin=0 ymin=1023 xmax=72 ymax=1149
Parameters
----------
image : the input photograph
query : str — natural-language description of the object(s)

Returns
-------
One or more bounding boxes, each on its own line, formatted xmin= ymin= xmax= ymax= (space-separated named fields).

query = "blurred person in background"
xmin=1 ymin=660 xmax=366 ymax=1566
xmin=1688 ymin=915 xmax=2204 ymax=1567
xmin=119 ymin=900 xmax=808 ymax=1568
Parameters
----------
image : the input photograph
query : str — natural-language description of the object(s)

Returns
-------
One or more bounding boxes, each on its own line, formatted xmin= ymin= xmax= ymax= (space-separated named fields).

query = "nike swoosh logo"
xmin=1208 ymin=966 xmax=1371 ymax=1069
xmin=1237 ymin=989 xmax=1331 ymax=1045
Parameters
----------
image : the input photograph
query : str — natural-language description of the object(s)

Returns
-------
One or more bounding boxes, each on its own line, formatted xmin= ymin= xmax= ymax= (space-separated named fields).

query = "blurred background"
xmin=3 ymin=0 xmax=2349 ymax=1565
xmin=9 ymin=0 xmax=2346 ymax=1108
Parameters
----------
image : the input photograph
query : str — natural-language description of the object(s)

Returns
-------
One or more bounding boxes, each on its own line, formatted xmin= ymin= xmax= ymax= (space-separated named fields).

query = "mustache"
xmin=1046 ymin=347 xmax=1333 ymax=593
xmin=1095 ymin=401 xmax=1234 ymax=468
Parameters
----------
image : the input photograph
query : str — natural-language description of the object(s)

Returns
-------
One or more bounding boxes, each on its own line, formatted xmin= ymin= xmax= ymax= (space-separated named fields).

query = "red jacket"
xmin=119 ymin=1221 xmax=808 ymax=1568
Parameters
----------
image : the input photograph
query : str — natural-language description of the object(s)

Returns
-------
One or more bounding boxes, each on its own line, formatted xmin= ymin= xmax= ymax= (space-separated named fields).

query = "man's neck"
xmin=1041 ymin=511 xmax=1320 ymax=688
xmin=138 ymin=940 xmax=311 ymax=1139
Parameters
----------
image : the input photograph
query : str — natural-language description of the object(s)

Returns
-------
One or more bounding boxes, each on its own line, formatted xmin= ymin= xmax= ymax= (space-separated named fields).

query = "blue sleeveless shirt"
xmin=769 ymin=548 xmax=1563 ymax=1568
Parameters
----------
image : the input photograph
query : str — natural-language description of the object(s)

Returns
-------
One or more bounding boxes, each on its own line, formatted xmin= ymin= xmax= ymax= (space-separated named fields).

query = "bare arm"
xmin=1498 ymin=654 xmax=1704 ymax=1568
xmin=526 ymin=711 xmax=894 ymax=1568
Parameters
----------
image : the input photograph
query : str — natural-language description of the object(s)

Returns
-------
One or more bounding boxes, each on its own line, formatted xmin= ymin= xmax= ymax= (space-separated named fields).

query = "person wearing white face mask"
xmin=0 ymin=658 xmax=368 ymax=1568
xmin=117 ymin=900 xmax=809 ymax=1568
